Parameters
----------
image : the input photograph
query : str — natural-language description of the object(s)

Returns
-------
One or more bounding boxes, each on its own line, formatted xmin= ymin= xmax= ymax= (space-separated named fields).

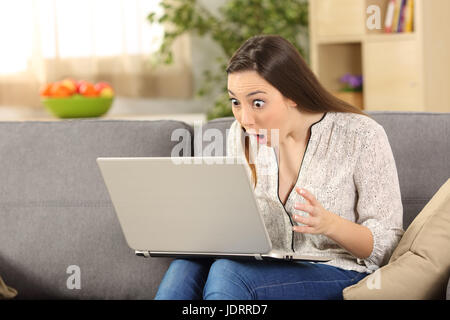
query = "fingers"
xmin=294 ymin=202 xmax=314 ymax=214
xmin=296 ymin=187 xmax=319 ymax=206
xmin=292 ymin=225 xmax=315 ymax=234
xmin=292 ymin=214 xmax=318 ymax=234
xmin=293 ymin=187 xmax=324 ymax=235
xmin=293 ymin=213 xmax=311 ymax=226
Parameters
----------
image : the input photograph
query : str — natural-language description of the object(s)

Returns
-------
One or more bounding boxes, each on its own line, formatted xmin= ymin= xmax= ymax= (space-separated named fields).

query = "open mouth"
xmin=243 ymin=128 xmax=267 ymax=143
xmin=250 ymin=133 xmax=267 ymax=143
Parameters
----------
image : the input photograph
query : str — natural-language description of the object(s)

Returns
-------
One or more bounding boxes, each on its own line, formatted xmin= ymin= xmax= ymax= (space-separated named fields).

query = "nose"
xmin=240 ymin=106 xmax=254 ymax=127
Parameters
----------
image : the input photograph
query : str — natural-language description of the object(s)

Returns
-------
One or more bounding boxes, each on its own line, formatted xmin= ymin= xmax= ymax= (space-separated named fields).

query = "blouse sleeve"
xmin=353 ymin=122 xmax=405 ymax=270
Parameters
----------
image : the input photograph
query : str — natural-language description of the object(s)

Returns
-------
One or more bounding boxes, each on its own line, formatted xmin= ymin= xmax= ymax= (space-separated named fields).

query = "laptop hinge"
xmin=135 ymin=250 xmax=150 ymax=258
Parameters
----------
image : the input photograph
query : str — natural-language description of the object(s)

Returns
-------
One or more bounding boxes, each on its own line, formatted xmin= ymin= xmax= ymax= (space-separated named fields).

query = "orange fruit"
xmin=60 ymin=79 xmax=77 ymax=94
xmin=50 ymin=82 xmax=72 ymax=97
xmin=40 ymin=83 xmax=53 ymax=97
xmin=79 ymin=82 xmax=98 ymax=97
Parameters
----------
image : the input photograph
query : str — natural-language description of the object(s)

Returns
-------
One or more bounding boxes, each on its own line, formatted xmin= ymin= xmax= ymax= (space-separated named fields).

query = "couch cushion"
xmin=0 ymin=119 xmax=191 ymax=299
xmin=343 ymin=178 xmax=450 ymax=299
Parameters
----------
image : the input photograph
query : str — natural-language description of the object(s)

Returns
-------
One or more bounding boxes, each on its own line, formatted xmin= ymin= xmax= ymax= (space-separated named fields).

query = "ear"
xmin=284 ymin=96 xmax=298 ymax=109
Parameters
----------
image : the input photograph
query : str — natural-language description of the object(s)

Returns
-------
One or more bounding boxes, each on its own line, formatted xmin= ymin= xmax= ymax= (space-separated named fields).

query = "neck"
xmin=278 ymin=110 xmax=326 ymax=149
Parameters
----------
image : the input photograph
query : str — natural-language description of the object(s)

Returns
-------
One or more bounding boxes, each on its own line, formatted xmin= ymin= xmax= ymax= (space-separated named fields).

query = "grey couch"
xmin=0 ymin=111 xmax=449 ymax=300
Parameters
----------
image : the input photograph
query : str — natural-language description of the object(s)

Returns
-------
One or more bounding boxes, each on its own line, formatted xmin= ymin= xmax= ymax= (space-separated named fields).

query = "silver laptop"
xmin=96 ymin=156 xmax=332 ymax=263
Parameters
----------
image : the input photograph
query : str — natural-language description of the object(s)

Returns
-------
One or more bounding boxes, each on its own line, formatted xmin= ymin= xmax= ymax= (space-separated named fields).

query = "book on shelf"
xmin=385 ymin=0 xmax=414 ymax=33
xmin=404 ymin=0 xmax=414 ymax=32
xmin=391 ymin=0 xmax=402 ymax=32
xmin=384 ymin=0 xmax=396 ymax=33
xmin=397 ymin=0 xmax=407 ymax=32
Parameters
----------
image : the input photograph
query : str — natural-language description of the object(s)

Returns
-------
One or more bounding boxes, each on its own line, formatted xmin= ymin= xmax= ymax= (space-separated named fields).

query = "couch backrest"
xmin=199 ymin=111 xmax=450 ymax=230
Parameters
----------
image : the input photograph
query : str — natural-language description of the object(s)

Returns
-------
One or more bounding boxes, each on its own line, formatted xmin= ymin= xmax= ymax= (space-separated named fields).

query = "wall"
xmin=111 ymin=0 xmax=227 ymax=116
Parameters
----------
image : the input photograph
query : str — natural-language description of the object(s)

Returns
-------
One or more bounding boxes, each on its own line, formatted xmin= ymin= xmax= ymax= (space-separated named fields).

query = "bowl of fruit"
xmin=40 ymin=79 xmax=115 ymax=118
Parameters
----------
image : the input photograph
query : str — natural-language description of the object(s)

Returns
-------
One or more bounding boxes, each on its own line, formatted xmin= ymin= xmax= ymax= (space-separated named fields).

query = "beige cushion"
xmin=0 ymin=275 xmax=17 ymax=299
xmin=343 ymin=178 xmax=450 ymax=300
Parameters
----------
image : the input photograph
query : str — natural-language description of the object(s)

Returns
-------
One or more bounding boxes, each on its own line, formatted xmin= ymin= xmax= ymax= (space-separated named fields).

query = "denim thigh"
xmin=154 ymin=258 xmax=214 ymax=300
xmin=203 ymin=259 xmax=369 ymax=300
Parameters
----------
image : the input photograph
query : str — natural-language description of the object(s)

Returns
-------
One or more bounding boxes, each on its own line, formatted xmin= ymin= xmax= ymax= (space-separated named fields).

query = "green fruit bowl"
xmin=42 ymin=95 xmax=114 ymax=119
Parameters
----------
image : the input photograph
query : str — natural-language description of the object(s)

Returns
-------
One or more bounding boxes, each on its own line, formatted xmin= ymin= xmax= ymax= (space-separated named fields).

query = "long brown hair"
xmin=226 ymin=34 xmax=369 ymax=188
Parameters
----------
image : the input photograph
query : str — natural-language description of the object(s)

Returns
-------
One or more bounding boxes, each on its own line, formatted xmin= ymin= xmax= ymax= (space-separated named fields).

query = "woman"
xmin=154 ymin=35 xmax=404 ymax=300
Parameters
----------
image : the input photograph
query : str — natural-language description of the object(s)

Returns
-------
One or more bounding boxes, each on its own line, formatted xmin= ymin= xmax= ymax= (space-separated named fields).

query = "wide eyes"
xmin=229 ymin=98 xmax=265 ymax=109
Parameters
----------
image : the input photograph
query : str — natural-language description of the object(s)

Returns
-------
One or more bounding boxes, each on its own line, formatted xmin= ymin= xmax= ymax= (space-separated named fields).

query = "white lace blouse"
xmin=226 ymin=111 xmax=405 ymax=274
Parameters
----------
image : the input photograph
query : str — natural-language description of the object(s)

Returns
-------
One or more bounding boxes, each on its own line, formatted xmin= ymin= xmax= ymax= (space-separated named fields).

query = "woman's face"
xmin=228 ymin=70 xmax=297 ymax=147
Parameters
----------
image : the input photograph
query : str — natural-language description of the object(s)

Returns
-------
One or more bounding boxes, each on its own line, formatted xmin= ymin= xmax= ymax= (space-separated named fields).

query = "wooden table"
xmin=0 ymin=107 xmax=207 ymax=126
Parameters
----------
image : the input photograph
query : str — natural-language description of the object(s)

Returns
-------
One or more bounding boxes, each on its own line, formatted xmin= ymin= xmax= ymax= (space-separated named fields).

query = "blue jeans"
xmin=154 ymin=258 xmax=369 ymax=300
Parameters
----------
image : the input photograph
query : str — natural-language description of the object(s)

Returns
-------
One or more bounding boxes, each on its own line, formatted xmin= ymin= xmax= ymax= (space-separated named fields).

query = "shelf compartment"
xmin=317 ymin=43 xmax=363 ymax=94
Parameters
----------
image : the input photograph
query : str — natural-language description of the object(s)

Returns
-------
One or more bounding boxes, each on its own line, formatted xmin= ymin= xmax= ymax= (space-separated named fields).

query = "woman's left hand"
xmin=292 ymin=187 xmax=339 ymax=237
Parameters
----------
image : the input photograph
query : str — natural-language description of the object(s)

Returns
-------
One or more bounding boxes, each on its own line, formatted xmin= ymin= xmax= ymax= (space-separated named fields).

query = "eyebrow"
xmin=228 ymin=90 xmax=267 ymax=97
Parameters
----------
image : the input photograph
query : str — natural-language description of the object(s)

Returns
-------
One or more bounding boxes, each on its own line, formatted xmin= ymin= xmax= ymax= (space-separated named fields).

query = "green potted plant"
xmin=147 ymin=0 xmax=309 ymax=120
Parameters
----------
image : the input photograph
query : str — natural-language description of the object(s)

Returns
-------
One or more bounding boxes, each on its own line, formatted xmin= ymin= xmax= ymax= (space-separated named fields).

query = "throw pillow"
xmin=0 ymin=275 xmax=18 ymax=299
